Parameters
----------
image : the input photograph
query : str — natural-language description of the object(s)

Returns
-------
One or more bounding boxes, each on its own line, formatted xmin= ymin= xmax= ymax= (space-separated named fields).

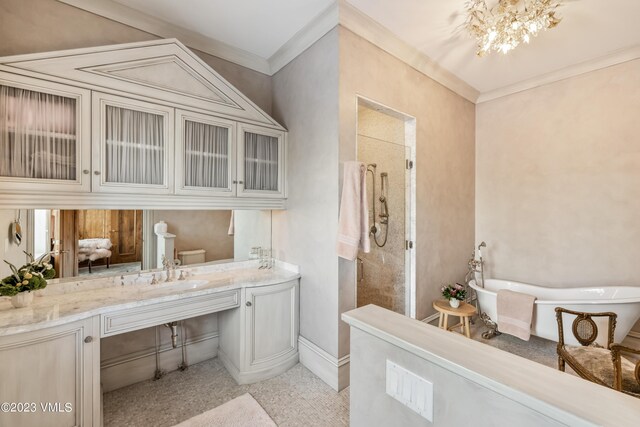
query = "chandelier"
xmin=466 ymin=0 xmax=562 ymax=56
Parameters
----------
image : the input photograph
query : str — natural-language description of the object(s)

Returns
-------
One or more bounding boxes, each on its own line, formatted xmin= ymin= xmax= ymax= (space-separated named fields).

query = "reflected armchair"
xmin=555 ymin=307 xmax=640 ymax=398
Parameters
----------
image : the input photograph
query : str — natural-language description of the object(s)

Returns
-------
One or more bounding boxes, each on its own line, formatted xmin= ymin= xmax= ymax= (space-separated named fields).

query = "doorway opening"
xmin=355 ymin=97 xmax=416 ymax=318
xmin=29 ymin=209 xmax=143 ymax=278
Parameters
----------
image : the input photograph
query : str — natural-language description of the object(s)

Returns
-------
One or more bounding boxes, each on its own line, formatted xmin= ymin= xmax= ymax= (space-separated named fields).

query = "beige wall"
xmin=477 ymin=59 xmax=640 ymax=286
xmin=477 ymin=59 xmax=640 ymax=334
xmin=152 ymin=210 xmax=234 ymax=263
xmin=0 ymin=0 xmax=272 ymax=113
xmin=339 ymin=27 xmax=476 ymax=354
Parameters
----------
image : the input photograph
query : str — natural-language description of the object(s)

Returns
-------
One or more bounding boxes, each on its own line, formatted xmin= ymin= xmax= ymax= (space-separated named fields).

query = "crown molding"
xmin=55 ymin=0 xmax=638 ymax=105
xmin=338 ymin=0 xmax=480 ymax=103
xmin=268 ymin=2 xmax=339 ymax=74
xmin=477 ymin=45 xmax=640 ymax=103
xmin=56 ymin=0 xmax=271 ymax=74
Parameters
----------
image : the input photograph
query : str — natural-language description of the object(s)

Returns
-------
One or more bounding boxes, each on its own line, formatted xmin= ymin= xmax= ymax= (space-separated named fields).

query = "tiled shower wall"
xmin=357 ymin=105 xmax=406 ymax=314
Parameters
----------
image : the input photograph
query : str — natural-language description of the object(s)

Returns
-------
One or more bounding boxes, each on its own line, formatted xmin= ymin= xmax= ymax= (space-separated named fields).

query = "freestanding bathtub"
xmin=469 ymin=279 xmax=640 ymax=346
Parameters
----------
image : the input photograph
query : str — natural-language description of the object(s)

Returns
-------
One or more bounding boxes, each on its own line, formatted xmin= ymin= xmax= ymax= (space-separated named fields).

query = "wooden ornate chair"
xmin=555 ymin=307 xmax=640 ymax=398
xmin=611 ymin=344 xmax=640 ymax=398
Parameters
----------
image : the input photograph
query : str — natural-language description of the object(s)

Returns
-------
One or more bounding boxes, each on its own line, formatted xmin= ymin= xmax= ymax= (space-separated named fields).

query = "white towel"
xmin=497 ymin=289 xmax=537 ymax=341
xmin=228 ymin=210 xmax=235 ymax=236
xmin=337 ymin=162 xmax=370 ymax=260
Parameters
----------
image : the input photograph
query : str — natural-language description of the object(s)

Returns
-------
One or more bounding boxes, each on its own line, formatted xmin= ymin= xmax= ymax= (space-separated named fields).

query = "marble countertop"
xmin=0 ymin=260 xmax=300 ymax=336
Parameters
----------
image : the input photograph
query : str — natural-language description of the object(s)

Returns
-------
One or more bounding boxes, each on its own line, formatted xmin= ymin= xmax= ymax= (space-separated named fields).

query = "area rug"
xmin=173 ymin=393 xmax=277 ymax=427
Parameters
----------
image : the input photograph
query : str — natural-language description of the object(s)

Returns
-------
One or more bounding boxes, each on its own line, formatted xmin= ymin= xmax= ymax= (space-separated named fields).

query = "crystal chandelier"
xmin=466 ymin=0 xmax=562 ymax=56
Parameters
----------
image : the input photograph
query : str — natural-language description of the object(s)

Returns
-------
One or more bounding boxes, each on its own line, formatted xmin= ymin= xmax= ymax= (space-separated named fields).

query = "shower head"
xmin=478 ymin=241 xmax=487 ymax=250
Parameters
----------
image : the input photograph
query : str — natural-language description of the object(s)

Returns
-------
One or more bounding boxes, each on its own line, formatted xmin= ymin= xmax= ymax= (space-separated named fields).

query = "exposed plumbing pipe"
xmin=165 ymin=321 xmax=179 ymax=349
xmin=153 ymin=326 xmax=166 ymax=380
xmin=178 ymin=320 xmax=188 ymax=371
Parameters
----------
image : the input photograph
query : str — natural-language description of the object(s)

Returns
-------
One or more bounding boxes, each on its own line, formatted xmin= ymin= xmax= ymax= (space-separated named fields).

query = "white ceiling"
xmin=78 ymin=0 xmax=640 ymax=97
xmin=346 ymin=0 xmax=640 ymax=93
xmin=113 ymin=0 xmax=334 ymax=58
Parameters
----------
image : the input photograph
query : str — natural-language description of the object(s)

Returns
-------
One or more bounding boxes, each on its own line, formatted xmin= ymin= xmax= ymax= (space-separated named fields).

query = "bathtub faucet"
xmin=465 ymin=244 xmax=486 ymax=288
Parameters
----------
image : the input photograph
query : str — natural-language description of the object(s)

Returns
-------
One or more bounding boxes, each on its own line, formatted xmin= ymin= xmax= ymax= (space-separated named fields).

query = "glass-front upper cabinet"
xmin=92 ymin=92 xmax=174 ymax=194
xmin=175 ymin=110 xmax=235 ymax=196
xmin=0 ymin=73 xmax=91 ymax=192
xmin=237 ymin=123 xmax=286 ymax=198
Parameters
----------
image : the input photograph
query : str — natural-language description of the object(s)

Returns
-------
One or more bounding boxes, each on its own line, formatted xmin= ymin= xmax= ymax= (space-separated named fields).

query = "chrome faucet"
xmin=162 ymin=255 xmax=175 ymax=282
xmin=465 ymin=241 xmax=486 ymax=286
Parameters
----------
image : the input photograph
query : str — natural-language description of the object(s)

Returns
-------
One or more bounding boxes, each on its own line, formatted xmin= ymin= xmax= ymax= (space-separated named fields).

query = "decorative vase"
xmin=11 ymin=292 xmax=34 ymax=308
xmin=449 ymin=298 xmax=460 ymax=309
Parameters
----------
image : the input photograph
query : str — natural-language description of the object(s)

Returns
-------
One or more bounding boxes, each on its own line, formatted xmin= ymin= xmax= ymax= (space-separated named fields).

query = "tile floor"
xmin=103 ymin=360 xmax=349 ymax=427
xmin=104 ymin=316 xmax=635 ymax=426
xmin=79 ymin=262 xmax=141 ymax=277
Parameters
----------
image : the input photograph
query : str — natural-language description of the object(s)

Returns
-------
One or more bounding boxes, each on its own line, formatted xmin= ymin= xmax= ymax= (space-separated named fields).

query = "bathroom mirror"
xmin=0 ymin=209 xmax=272 ymax=281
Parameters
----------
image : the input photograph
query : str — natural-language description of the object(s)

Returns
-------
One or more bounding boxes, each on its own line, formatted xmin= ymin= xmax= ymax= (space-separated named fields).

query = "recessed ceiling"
xmin=113 ymin=0 xmax=334 ymax=58
xmin=346 ymin=0 xmax=640 ymax=93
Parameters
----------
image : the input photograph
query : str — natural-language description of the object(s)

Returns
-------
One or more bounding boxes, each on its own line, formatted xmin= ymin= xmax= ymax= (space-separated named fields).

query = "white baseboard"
xmin=420 ymin=313 xmax=440 ymax=325
xmin=101 ymin=332 xmax=218 ymax=392
xmin=218 ymin=347 xmax=299 ymax=385
xmin=627 ymin=331 xmax=640 ymax=343
xmin=298 ymin=336 xmax=350 ymax=391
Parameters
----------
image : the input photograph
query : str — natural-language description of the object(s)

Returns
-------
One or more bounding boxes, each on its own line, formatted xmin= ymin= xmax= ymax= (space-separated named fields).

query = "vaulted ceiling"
xmin=113 ymin=0 xmax=334 ymax=58
xmin=60 ymin=0 xmax=640 ymax=101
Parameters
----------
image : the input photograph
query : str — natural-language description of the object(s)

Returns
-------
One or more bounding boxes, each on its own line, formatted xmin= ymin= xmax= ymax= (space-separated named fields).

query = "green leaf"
xmin=4 ymin=260 xmax=21 ymax=282
xmin=23 ymin=251 xmax=35 ymax=263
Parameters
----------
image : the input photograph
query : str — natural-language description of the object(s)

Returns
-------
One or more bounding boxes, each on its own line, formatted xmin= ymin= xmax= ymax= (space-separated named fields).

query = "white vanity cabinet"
xmin=218 ymin=279 xmax=299 ymax=384
xmin=237 ymin=124 xmax=286 ymax=198
xmin=175 ymin=109 xmax=236 ymax=196
xmin=92 ymin=92 xmax=174 ymax=194
xmin=0 ymin=72 xmax=91 ymax=193
xmin=0 ymin=317 xmax=100 ymax=427
xmin=0 ymin=39 xmax=289 ymax=207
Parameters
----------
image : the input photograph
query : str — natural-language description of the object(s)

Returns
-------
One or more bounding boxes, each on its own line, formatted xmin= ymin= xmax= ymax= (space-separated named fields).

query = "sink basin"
xmin=135 ymin=279 xmax=209 ymax=295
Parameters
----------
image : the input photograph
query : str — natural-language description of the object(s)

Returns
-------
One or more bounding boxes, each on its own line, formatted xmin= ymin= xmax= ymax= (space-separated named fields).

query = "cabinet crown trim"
xmin=0 ymin=39 xmax=285 ymax=131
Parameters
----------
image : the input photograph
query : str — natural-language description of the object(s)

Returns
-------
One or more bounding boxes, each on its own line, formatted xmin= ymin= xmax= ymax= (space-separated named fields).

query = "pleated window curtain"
xmin=105 ymin=105 xmax=164 ymax=185
xmin=244 ymin=132 xmax=278 ymax=191
xmin=0 ymin=85 xmax=77 ymax=180
xmin=184 ymin=120 xmax=229 ymax=188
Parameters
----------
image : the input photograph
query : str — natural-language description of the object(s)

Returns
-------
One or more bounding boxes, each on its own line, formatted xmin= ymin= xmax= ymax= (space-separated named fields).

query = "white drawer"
xmin=101 ymin=290 xmax=240 ymax=337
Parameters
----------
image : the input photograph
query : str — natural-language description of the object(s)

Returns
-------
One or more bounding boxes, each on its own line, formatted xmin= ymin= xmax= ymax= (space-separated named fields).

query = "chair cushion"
xmin=564 ymin=345 xmax=640 ymax=395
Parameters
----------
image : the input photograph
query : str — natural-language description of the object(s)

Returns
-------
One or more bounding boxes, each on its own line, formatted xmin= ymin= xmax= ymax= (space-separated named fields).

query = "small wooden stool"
xmin=432 ymin=300 xmax=477 ymax=338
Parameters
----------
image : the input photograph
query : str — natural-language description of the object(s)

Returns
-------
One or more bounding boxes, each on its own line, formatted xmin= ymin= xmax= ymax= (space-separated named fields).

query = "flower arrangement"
xmin=0 ymin=252 xmax=55 ymax=297
xmin=441 ymin=283 xmax=467 ymax=301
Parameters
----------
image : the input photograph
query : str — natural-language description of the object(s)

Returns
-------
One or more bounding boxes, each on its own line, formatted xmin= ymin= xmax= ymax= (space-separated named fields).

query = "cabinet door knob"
xmin=232 ymin=180 xmax=238 ymax=184
xmin=245 ymin=301 xmax=252 ymax=307
xmin=82 ymin=169 xmax=90 ymax=175
xmin=238 ymin=181 xmax=244 ymax=184
xmin=84 ymin=336 xmax=93 ymax=343
xmin=93 ymin=171 xmax=101 ymax=176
